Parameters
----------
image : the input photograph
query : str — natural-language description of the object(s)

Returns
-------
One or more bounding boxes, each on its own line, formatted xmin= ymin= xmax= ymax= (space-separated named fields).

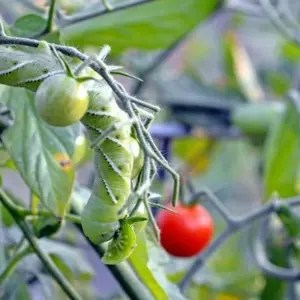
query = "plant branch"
xmin=0 ymin=245 xmax=32 ymax=285
xmin=0 ymin=189 xmax=82 ymax=300
xmin=46 ymin=0 xmax=57 ymax=33
xmin=31 ymin=0 xmax=57 ymax=39
xmin=23 ymin=209 xmax=81 ymax=224
xmin=59 ymin=0 xmax=156 ymax=27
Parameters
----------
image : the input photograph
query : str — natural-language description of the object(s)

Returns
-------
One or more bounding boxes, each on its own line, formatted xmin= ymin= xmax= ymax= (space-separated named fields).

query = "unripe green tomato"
xmin=129 ymin=137 xmax=144 ymax=179
xmin=132 ymin=202 xmax=148 ymax=233
xmin=35 ymin=74 xmax=89 ymax=127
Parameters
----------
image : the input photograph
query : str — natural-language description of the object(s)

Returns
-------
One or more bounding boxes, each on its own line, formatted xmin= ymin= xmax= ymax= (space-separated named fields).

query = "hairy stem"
xmin=60 ymin=0 xmax=156 ymax=27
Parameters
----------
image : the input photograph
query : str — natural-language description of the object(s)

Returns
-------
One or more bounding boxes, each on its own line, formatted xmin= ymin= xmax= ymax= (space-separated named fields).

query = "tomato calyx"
xmin=53 ymin=45 xmax=95 ymax=85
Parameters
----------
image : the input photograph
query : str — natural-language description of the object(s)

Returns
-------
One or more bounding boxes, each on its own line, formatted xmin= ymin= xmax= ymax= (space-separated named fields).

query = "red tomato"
xmin=156 ymin=203 xmax=214 ymax=257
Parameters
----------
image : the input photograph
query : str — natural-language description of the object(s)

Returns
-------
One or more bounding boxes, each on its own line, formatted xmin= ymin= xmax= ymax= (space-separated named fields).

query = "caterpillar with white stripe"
xmin=0 ymin=42 xmax=146 ymax=261
xmin=80 ymin=79 xmax=142 ymax=244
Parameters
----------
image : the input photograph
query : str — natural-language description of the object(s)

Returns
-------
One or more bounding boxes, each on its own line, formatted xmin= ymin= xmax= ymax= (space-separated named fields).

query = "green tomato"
xmin=102 ymin=221 xmax=136 ymax=265
xmin=129 ymin=137 xmax=144 ymax=179
xmin=35 ymin=74 xmax=89 ymax=127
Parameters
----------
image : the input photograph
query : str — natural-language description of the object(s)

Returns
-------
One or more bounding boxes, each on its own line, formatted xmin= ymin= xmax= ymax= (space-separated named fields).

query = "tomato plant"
xmin=1 ymin=1 xmax=300 ymax=300
xmin=156 ymin=203 xmax=214 ymax=257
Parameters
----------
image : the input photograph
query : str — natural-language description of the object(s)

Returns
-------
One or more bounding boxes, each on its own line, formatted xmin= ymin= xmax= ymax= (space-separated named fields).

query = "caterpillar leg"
xmin=90 ymin=117 xmax=137 ymax=148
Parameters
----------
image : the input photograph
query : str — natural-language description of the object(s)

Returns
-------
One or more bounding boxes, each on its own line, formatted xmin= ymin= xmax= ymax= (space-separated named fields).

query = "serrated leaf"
xmin=264 ymin=101 xmax=300 ymax=200
xmin=1 ymin=87 xmax=75 ymax=217
xmin=9 ymin=14 xmax=46 ymax=37
xmin=61 ymin=0 xmax=220 ymax=54
xmin=128 ymin=233 xmax=186 ymax=300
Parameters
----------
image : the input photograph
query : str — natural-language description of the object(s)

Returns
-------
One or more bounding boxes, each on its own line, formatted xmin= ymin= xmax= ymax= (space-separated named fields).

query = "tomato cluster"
xmin=156 ymin=203 xmax=214 ymax=257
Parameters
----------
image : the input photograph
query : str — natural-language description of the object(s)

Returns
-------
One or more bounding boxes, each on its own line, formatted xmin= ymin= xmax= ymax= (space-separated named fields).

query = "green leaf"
xmin=264 ymin=101 xmax=300 ymax=200
xmin=281 ymin=41 xmax=300 ymax=62
xmin=61 ymin=0 xmax=220 ymax=54
xmin=0 ymin=190 xmax=25 ymax=227
xmin=33 ymin=216 xmax=62 ymax=238
xmin=265 ymin=72 xmax=290 ymax=96
xmin=1 ymin=88 xmax=75 ymax=217
xmin=127 ymin=216 xmax=148 ymax=225
xmin=0 ymin=203 xmax=15 ymax=227
xmin=260 ymin=234 xmax=287 ymax=300
xmin=128 ymin=233 xmax=186 ymax=300
xmin=9 ymin=14 xmax=46 ymax=37
xmin=276 ymin=204 xmax=300 ymax=238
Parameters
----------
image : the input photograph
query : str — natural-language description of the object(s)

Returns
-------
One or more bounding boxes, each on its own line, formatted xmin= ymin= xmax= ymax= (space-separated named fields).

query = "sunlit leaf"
xmin=1 ymin=88 xmax=75 ymax=217
xmin=61 ymin=0 xmax=220 ymax=54
xmin=264 ymin=100 xmax=300 ymax=200
xmin=128 ymin=233 xmax=186 ymax=300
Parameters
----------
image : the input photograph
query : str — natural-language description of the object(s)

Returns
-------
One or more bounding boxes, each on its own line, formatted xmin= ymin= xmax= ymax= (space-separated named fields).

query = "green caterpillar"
xmin=0 ymin=43 xmax=65 ymax=90
xmin=0 ymin=42 xmax=145 ymax=261
xmin=80 ymin=79 xmax=140 ymax=243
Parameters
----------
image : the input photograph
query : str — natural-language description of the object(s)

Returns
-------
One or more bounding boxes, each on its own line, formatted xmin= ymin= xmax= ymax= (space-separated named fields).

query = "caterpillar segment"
xmin=80 ymin=81 xmax=135 ymax=243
